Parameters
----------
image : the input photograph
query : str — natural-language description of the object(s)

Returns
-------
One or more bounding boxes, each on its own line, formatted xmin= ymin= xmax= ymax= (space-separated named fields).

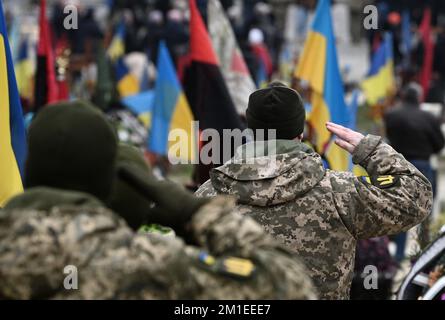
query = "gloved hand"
xmin=117 ymin=163 xmax=209 ymax=241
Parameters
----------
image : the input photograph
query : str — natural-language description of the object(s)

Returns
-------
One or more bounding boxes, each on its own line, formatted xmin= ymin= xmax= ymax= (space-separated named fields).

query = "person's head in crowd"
xmin=25 ymin=100 xmax=118 ymax=202
xmin=254 ymin=2 xmax=272 ymax=17
xmin=387 ymin=11 xmax=401 ymax=27
xmin=248 ymin=28 xmax=265 ymax=45
xmin=246 ymin=81 xmax=305 ymax=141
xmin=108 ymin=144 xmax=154 ymax=230
xmin=401 ymin=82 xmax=423 ymax=106
xmin=149 ymin=10 xmax=164 ymax=25
xmin=167 ymin=9 xmax=183 ymax=23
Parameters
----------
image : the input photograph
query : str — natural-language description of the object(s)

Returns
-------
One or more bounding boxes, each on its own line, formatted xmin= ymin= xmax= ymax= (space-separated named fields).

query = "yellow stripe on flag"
xmin=117 ymin=74 xmax=140 ymax=98
xmin=108 ymin=38 xmax=125 ymax=61
xmin=0 ymin=35 xmax=23 ymax=206
xmin=308 ymin=92 xmax=331 ymax=153
xmin=138 ymin=112 xmax=151 ymax=128
xmin=295 ymin=32 xmax=327 ymax=94
xmin=325 ymin=140 xmax=349 ymax=172
xmin=168 ymin=93 xmax=196 ymax=162
xmin=15 ymin=59 xmax=34 ymax=100
xmin=361 ymin=61 xmax=395 ymax=105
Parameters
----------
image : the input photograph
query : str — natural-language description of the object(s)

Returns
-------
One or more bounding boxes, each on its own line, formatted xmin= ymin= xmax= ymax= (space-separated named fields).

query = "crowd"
xmin=1 ymin=0 xmax=445 ymax=300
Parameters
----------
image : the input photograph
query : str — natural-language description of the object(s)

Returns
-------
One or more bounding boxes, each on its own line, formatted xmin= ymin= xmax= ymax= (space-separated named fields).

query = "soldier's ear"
xmin=295 ymin=134 xmax=303 ymax=142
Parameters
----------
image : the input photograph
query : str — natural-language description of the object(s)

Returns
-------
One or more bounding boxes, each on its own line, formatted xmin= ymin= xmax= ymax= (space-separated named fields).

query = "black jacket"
xmin=384 ymin=104 xmax=445 ymax=160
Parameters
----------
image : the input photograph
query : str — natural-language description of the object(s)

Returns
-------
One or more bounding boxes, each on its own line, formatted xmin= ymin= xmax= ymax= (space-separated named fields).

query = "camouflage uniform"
xmin=196 ymin=135 xmax=433 ymax=299
xmin=0 ymin=187 xmax=316 ymax=300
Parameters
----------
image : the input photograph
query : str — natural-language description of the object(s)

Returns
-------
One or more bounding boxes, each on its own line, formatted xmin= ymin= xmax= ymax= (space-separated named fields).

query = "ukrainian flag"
xmin=0 ymin=2 xmax=27 ymax=206
xmin=295 ymin=0 xmax=349 ymax=171
xmin=108 ymin=22 xmax=139 ymax=97
xmin=115 ymin=58 xmax=139 ymax=98
xmin=361 ymin=32 xmax=395 ymax=105
xmin=107 ymin=22 xmax=125 ymax=61
xmin=149 ymin=41 xmax=195 ymax=162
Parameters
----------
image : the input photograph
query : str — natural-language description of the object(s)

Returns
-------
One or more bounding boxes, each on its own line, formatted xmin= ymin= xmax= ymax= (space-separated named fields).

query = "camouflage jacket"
xmin=0 ymin=187 xmax=316 ymax=299
xmin=196 ymin=135 xmax=433 ymax=299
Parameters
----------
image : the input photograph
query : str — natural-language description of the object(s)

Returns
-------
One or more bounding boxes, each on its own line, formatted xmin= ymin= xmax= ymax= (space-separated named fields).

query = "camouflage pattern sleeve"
xmin=0 ymin=199 xmax=316 ymax=299
xmin=336 ymin=134 xmax=433 ymax=239
xmin=188 ymin=196 xmax=317 ymax=299
xmin=190 ymin=196 xmax=276 ymax=255
xmin=195 ymin=179 xmax=217 ymax=198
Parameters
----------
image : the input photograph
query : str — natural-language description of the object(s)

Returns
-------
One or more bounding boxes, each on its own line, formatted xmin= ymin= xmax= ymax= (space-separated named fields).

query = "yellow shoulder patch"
xmin=198 ymin=252 xmax=256 ymax=279
xmin=360 ymin=175 xmax=399 ymax=189
xmin=220 ymin=257 xmax=255 ymax=278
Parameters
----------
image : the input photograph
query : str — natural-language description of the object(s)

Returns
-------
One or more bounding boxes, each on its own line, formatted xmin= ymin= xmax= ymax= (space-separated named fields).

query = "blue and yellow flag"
xmin=107 ymin=22 xmax=125 ymax=61
xmin=295 ymin=0 xmax=349 ymax=171
xmin=15 ymin=39 xmax=34 ymax=100
xmin=361 ymin=32 xmax=395 ymax=105
xmin=121 ymin=89 xmax=155 ymax=127
xmin=108 ymin=22 xmax=139 ymax=98
xmin=149 ymin=41 xmax=195 ymax=162
xmin=115 ymin=58 xmax=139 ymax=98
xmin=0 ymin=2 xmax=27 ymax=206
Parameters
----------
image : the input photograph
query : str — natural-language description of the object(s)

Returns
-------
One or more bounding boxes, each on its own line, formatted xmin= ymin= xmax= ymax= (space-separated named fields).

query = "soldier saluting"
xmin=0 ymin=101 xmax=316 ymax=300
xmin=197 ymin=82 xmax=433 ymax=299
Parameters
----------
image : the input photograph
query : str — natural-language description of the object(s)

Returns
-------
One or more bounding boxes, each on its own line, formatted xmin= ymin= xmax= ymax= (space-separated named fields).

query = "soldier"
xmin=0 ymin=100 xmax=316 ymax=299
xmin=196 ymin=82 xmax=433 ymax=299
xmin=108 ymin=143 xmax=155 ymax=231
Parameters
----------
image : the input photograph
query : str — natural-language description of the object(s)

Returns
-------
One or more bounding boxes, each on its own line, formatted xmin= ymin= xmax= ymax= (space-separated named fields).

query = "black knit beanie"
xmin=246 ymin=81 xmax=305 ymax=140
xmin=25 ymin=100 xmax=118 ymax=202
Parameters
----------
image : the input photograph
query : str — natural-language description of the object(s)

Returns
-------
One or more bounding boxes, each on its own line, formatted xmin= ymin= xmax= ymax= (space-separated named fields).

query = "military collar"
xmin=233 ymin=139 xmax=313 ymax=161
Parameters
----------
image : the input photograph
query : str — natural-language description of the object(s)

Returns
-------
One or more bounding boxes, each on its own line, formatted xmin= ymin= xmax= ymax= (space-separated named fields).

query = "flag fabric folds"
xmin=34 ymin=0 xmax=58 ymax=112
xmin=107 ymin=22 xmax=125 ymax=61
xmin=207 ymin=0 xmax=256 ymax=115
xmin=122 ymin=90 xmax=155 ymax=116
xmin=122 ymin=90 xmax=155 ymax=127
xmin=295 ymin=0 xmax=349 ymax=171
xmin=115 ymin=57 xmax=140 ymax=97
xmin=149 ymin=41 xmax=195 ymax=162
xmin=108 ymin=22 xmax=140 ymax=98
xmin=418 ymin=8 xmax=434 ymax=101
xmin=183 ymin=0 xmax=244 ymax=183
xmin=361 ymin=32 xmax=395 ymax=106
xmin=0 ymin=1 xmax=27 ymax=206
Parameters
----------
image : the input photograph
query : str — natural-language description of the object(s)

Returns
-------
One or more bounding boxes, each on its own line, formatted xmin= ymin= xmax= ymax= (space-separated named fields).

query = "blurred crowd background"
xmin=3 ymin=0 xmax=445 ymax=299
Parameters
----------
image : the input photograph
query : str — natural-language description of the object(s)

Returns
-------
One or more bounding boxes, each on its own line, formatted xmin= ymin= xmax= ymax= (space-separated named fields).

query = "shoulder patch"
xmin=197 ymin=252 xmax=256 ymax=279
xmin=359 ymin=175 xmax=399 ymax=189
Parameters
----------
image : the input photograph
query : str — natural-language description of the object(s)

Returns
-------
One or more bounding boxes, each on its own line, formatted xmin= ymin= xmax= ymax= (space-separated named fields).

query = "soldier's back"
xmin=0 ymin=187 xmax=316 ymax=299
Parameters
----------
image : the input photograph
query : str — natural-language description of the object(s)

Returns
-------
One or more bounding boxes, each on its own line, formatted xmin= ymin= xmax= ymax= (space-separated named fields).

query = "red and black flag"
xmin=34 ymin=0 xmax=58 ymax=112
xmin=183 ymin=0 xmax=244 ymax=184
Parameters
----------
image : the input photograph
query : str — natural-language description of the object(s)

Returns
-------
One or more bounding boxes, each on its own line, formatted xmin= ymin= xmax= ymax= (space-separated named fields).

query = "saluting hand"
xmin=326 ymin=122 xmax=364 ymax=154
